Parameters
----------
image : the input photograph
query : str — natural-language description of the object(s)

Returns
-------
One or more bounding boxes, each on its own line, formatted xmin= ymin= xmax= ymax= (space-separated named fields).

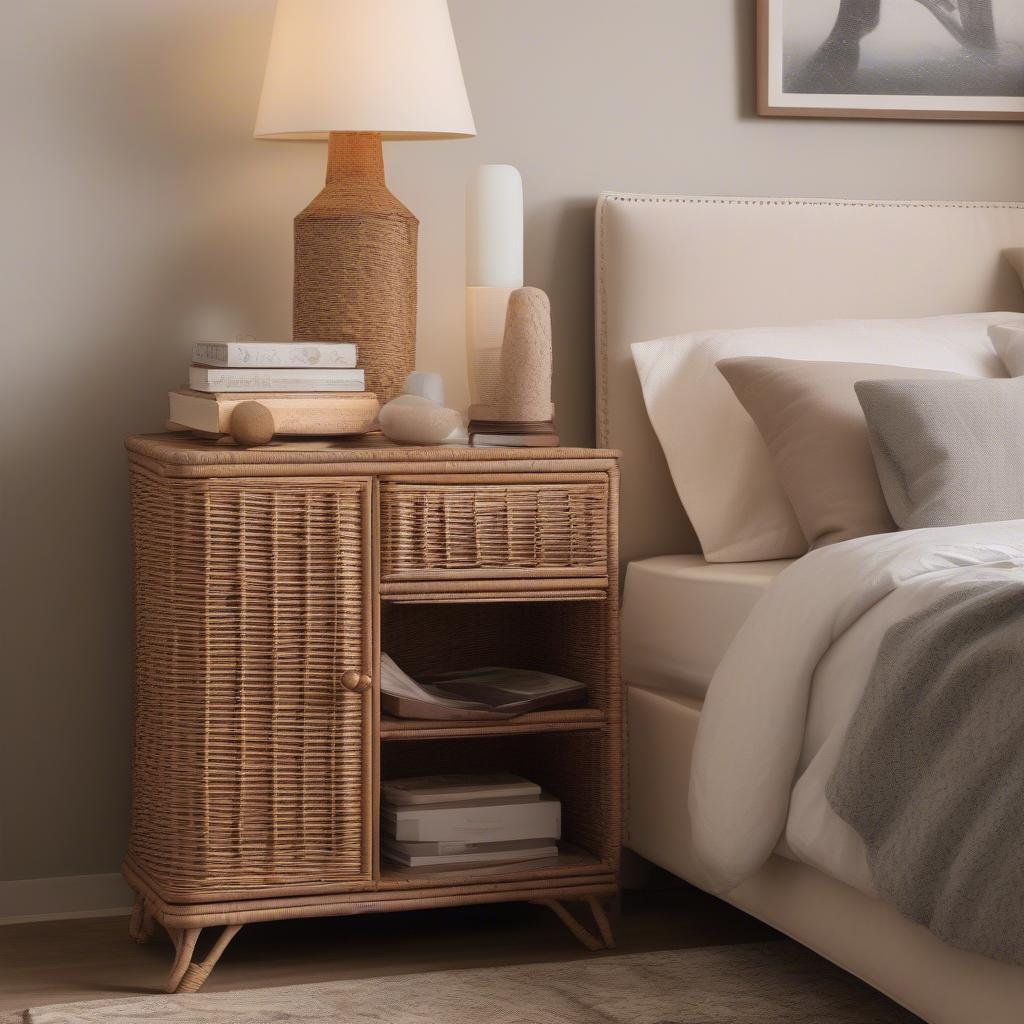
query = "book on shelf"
xmin=380 ymin=653 xmax=587 ymax=721
xmin=189 ymin=366 xmax=365 ymax=393
xmin=381 ymin=794 xmax=561 ymax=844
xmin=193 ymin=341 xmax=358 ymax=369
xmin=382 ymin=837 xmax=557 ymax=868
xmin=381 ymin=774 xmax=541 ymax=807
xmin=167 ymin=388 xmax=378 ymax=435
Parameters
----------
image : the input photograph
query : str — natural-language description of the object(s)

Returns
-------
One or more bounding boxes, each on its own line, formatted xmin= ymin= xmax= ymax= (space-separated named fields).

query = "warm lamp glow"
xmin=254 ymin=0 xmax=476 ymax=140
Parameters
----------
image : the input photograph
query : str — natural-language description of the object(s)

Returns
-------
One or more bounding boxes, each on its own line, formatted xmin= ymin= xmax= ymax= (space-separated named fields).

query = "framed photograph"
xmin=758 ymin=0 xmax=1024 ymax=120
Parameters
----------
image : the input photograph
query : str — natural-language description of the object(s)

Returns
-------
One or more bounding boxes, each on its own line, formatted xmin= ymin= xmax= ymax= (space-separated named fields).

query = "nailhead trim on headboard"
xmin=594 ymin=192 xmax=1024 ymax=448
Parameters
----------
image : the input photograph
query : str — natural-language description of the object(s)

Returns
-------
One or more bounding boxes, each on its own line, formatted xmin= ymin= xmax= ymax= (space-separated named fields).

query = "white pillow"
xmin=989 ymin=322 xmax=1024 ymax=375
xmin=632 ymin=313 xmax=1021 ymax=563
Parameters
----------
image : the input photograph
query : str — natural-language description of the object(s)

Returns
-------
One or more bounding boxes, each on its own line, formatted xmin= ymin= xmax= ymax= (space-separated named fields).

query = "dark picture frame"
xmin=757 ymin=0 xmax=1024 ymax=120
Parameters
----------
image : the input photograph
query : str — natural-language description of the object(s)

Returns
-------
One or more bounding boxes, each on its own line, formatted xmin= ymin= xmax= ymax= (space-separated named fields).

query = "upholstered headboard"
xmin=595 ymin=193 xmax=1024 ymax=567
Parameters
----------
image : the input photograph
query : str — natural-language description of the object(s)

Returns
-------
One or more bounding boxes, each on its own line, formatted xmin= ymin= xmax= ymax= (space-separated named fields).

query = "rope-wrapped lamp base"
xmin=294 ymin=132 xmax=418 ymax=403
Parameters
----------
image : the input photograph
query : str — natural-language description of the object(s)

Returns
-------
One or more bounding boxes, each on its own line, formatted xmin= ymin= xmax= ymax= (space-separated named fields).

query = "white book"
xmin=189 ymin=366 xmax=364 ymax=393
xmin=383 ymin=838 xmax=558 ymax=868
xmin=193 ymin=341 xmax=357 ymax=369
xmin=381 ymin=794 xmax=561 ymax=844
xmin=381 ymin=774 xmax=541 ymax=807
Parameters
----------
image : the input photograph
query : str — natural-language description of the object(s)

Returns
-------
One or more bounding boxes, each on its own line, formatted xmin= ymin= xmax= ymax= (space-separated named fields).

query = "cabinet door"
xmin=129 ymin=472 xmax=373 ymax=902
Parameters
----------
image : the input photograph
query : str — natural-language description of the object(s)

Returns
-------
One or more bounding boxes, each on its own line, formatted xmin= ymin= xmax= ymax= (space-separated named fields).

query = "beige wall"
xmin=2 ymin=0 xmax=1023 ymax=887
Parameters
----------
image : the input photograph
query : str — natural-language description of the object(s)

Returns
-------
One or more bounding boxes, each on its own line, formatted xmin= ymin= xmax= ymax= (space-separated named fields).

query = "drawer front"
xmin=129 ymin=471 xmax=372 ymax=901
xmin=380 ymin=478 xmax=609 ymax=583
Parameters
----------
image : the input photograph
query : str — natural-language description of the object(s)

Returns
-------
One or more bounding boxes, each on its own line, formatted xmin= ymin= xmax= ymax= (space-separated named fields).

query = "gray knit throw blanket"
xmin=828 ymin=579 xmax=1024 ymax=965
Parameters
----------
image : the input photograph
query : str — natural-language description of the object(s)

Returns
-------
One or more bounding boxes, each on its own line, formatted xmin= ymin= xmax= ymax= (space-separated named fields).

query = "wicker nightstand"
xmin=123 ymin=435 xmax=622 ymax=992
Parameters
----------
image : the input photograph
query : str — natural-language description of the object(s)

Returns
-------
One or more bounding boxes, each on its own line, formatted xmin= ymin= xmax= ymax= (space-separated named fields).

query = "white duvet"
xmin=689 ymin=521 xmax=1024 ymax=896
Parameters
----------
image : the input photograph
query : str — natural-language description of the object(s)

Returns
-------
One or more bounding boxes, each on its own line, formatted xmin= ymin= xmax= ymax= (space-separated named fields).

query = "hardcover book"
xmin=382 ymin=837 xmax=558 ymax=868
xmin=468 ymin=417 xmax=558 ymax=447
xmin=167 ymin=389 xmax=379 ymax=436
xmin=381 ymin=774 xmax=541 ymax=807
xmin=381 ymin=794 xmax=562 ymax=844
xmin=189 ymin=366 xmax=365 ymax=393
xmin=469 ymin=433 xmax=560 ymax=448
xmin=193 ymin=341 xmax=358 ymax=369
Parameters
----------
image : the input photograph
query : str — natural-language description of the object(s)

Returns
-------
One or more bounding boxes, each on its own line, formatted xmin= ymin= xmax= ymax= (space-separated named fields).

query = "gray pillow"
xmin=855 ymin=377 xmax=1024 ymax=530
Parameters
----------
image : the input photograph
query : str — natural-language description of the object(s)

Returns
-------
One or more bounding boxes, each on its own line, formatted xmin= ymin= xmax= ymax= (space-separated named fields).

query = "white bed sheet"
xmin=621 ymin=555 xmax=794 ymax=700
xmin=689 ymin=521 xmax=1024 ymax=899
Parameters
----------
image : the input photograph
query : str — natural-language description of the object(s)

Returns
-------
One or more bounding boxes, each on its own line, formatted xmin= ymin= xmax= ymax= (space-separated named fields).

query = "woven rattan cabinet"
xmin=124 ymin=436 xmax=622 ymax=993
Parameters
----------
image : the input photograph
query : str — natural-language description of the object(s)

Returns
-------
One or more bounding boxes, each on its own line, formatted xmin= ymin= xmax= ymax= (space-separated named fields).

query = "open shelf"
xmin=376 ymin=588 xmax=621 ymax=898
xmin=380 ymin=598 xmax=615 ymax=722
xmin=379 ymin=732 xmax=618 ymax=879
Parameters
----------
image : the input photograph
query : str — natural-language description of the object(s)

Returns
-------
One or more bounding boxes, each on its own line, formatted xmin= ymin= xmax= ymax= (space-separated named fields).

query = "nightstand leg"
xmin=588 ymin=896 xmax=616 ymax=949
xmin=166 ymin=928 xmax=201 ymax=993
xmin=128 ymin=895 xmax=156 ymax=944
xmin=533 ymin=899 xmax=605 ymax=952
xmin=165 ymin=925 xmax=242 ymax=994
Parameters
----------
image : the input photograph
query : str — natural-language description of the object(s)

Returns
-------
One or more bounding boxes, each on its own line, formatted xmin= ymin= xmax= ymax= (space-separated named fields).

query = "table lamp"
xmin=255 ymin=0 xmax=476 ymax=401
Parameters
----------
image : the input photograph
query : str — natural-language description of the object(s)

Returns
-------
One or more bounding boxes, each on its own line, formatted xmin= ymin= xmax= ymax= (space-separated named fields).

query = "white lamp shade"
xmin=255 ymin=0 xmax=476 ymax=140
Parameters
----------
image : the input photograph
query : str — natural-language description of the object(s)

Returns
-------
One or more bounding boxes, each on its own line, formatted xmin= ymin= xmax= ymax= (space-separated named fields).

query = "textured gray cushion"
xmin=855 ymin=378 xmax=1024 ymax=530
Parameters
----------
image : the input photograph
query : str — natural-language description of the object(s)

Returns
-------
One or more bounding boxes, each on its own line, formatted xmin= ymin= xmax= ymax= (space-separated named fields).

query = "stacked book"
xmin=381 ymin=774 xmax=561 ymax=869
xmin=167 ymin=339 xmax=371 ymax=436
xmin=469 ymin=418 xmax=559 ymax=448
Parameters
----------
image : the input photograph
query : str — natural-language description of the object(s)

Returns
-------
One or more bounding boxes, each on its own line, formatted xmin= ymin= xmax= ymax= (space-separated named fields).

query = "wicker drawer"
xmin=379 ymin=477 xmax=609 ymax=584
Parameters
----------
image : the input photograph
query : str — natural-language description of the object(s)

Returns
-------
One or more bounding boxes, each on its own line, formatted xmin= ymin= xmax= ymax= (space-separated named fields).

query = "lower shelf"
xmin=124 ymin=852 xmax=616 ymax=931
xmin=377 ymin=844 xmax=607 ymax=887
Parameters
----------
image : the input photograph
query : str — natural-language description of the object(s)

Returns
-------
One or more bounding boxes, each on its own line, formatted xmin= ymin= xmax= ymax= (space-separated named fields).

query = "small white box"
xmin=381 ymin=794 xmax=561 ymax=843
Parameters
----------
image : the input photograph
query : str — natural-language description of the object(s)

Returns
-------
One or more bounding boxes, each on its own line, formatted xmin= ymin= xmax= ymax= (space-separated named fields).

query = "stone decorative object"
xmin=378 ymin=373 xmax=467 ymax=446
xmin=467 ymin=287 xmax=557 ymax=445
xmin=499 ymin=287 xmax=553 ymax=422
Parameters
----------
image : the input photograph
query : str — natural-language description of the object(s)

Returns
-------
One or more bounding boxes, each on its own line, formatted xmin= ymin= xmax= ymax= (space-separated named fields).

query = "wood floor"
xmin=0 ymin=884 xmax=781 ymax=1014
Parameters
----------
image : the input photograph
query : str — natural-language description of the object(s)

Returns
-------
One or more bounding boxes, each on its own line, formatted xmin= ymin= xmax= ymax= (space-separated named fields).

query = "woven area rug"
xmin=16 ymin=943 xmax=920 ymax=1024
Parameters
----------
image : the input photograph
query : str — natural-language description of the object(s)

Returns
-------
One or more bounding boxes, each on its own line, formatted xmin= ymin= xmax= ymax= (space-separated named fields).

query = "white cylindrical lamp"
xmin=466 ymin=165 xmax=524 ymax=417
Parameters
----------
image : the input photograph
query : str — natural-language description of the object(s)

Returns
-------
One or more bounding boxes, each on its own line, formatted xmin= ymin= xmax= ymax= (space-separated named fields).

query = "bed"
xmin=597 ymin=193 xmax=1024 ymax=1024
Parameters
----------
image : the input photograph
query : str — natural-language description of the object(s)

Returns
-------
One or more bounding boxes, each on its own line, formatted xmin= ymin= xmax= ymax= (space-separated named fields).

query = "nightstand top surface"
xmin=127 ymin=433 xmax=619 ymax=470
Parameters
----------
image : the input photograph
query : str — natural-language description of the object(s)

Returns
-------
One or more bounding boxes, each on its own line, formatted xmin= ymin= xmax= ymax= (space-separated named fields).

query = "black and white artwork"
xmin=759 ymin=0 xmax=1024 ymax=119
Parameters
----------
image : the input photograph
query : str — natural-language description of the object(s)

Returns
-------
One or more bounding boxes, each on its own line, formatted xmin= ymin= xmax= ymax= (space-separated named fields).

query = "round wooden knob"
xmin=230 ymin=402 xmax=275 ymax=446
xmin=340 ymin=671 xmax=372 ymax=693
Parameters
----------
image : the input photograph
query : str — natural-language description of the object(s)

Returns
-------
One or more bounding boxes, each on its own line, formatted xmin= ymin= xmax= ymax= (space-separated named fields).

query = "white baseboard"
xmin=0 ymin=872 xmax=133 ymax=926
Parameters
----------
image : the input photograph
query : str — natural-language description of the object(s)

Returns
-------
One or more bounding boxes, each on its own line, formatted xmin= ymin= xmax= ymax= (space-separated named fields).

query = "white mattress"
xmin=621 ymin=555 xmax=794 ymax=701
